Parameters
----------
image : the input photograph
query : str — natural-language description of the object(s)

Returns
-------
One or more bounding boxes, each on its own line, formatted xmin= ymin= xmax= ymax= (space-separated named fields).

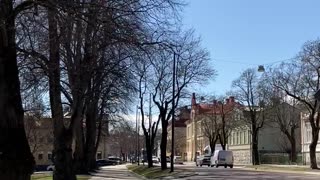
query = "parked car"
xmin=47 ymin=164 xmax=55 ymax=171
xmin=96 ymin=159 xmax=116 ymax=166
xmin=166 ymin=156 xmax=171 ymax=163
xmin=210 ymin=150 xmax=234 ymax=168
xmin=196 ymin=155 xmax=211 ymax=167
xmin=174 ymin=156 xmax=183 ymax=164
xmin=152 ymin=156 xmax=160 ymax=164
xmin=108 ymin=157 xmax=122 ymax=165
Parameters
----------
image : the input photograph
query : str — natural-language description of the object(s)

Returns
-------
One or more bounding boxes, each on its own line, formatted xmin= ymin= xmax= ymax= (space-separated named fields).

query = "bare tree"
xmin=269 ymin=40 xmax=320 ymax=169
xmin=272 ymin=99 xmax=300 ymax=163
xmin=231 ymin=68 xmax=267 ymax=165
xmin=0 ymin=0 xmax=38 ymax=179
xmin=135 ymin=58 xmax=161 ymax=168
xmin=150 ymin=31 xmax=215 ymax=169
xmin=199 ymin=111 xmax=220 ymax=155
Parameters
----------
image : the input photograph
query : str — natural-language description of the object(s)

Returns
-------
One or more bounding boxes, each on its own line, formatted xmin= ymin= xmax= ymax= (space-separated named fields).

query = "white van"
xmin=210 ymin=150 xmax=233 ymax=168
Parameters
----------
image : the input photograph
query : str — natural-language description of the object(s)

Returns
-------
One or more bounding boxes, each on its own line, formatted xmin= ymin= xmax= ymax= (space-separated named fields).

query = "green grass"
xmin=31 ymin=174 xmax=90 ymax=180
xmin=127 ymin=164 xmax=179 ymax=179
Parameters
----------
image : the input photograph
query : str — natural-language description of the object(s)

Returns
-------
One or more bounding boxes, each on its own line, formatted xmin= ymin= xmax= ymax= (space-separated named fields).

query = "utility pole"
xmin=135 ymin=105 xmax=138 ymax=164
xmin=149 ymin=93 xmax=152 ymax=135
xmin=138 ymin=107 xmax=140 ymax=166
xmin=170 ymin=52 xmax=176 ymax=172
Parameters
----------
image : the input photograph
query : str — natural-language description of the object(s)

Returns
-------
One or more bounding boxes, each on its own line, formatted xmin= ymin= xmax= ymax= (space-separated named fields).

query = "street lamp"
xmin=170 ymin=52 xmax=176 ymax=173
xmin=136 ymin=105 xmax=140 ymax=166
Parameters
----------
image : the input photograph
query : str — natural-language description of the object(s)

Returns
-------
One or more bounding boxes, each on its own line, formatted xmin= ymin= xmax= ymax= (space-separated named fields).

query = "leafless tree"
xmin=269 ymin=40 xmax=320 ymax=169
xmin=231 ymin=68 xmax=267 ymax=165
xmin=199 ymin=111 xmax=220 ymax=155
xmin=150 ymin=30 xmax=215 ymax=169
xmin=0 ymin=0 xmax=38 ymax=179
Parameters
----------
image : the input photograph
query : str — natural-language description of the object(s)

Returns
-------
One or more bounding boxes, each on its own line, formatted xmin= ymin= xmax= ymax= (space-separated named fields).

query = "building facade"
xmin=185 ymin=93 xmax=241 ymax=161
xmin=301 ymin=112 xmax=320 ymax=165
xmin=228 ymin=103 xmax=301 ymax=165
xmin=167 ymin=106 xmax=190 ymax=160
xmin=24 ymin=115 xmax=109 ymax=166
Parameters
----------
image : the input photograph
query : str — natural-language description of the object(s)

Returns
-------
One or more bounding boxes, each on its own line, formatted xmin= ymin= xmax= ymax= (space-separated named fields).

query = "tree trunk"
xmin=146 ymin=139 xmax=153 ymax=168
xmin=209 ymin=138 xmax=218 ymax=155
xmin=218 ymin=134 xmax=226 ymax=150
xmin=290 ymin=137 xmax=297 ymax=163
xmin=252 ymin=129 xmax=260 ymax=165
xmin=0 ymin=1 xmax=35 ymax=179
xmin=309 ymin=126 xmax=319 ymax=169
xmin=73 ymin=115 xmax=86 ymax=174
xmin=48 ymin=6 xmax=76 ymax=180
xmin=86 ymin=107 xmax=98 ymax=171
xmin=160 ymin=121 xmax=168 ymax=170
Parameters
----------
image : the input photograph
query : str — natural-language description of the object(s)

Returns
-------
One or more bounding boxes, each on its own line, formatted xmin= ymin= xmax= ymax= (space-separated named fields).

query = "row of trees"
xmin=1 ymin=0 xmax=208 ymax=179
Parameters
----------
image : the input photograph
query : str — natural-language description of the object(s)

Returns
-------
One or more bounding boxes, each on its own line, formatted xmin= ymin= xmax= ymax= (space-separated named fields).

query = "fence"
xmin=260 ymin=152 xmax=302 ymax=165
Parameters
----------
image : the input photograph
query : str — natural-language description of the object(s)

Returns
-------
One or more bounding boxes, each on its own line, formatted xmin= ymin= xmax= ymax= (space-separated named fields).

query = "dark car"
xmin=108 ymin=157 xmax=122 ymax=165
xmin=96 ymin=159 xmax=115 ymax=166
xmin=196 ymin=155 xmax=211 ymax=167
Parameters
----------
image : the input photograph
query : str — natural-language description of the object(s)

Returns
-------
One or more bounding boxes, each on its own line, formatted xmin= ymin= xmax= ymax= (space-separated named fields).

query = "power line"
xmin=212 ymin=57 xmax=295 ymax=66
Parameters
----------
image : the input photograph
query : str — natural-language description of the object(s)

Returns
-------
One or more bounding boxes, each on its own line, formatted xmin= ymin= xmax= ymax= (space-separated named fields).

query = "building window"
xmin=38 ymin=153 xmax=43 ymax=160
xmin=97 ymin=152 xmax=102 ymax=160
xmin=306 ymin=123 xmax=312 ymax=142
xmin=233 ymin=132 xmax=236 ymax=145
xmin=244 ymin=131 xmax=248 ymax=144
xmin=240 ymin=132 xmax=244 ymax=144
xmin=237 ymin=132 xmax=240 ymax=145
xmin=48 ymin=152 xmax=52 ymax=160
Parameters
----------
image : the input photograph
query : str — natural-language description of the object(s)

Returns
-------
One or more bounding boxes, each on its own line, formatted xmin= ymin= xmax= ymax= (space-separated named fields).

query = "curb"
xmin=241 ymin=167 xmax=320 ymax=175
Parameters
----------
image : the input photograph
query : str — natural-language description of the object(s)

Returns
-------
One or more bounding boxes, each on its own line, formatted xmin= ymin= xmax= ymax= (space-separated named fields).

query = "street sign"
xmin=315 ymin=89 xmax=320 ymax=101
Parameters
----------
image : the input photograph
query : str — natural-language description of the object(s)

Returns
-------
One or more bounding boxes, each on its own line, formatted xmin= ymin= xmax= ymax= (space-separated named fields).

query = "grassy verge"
xmin=31 ymin=174 xmax=90 ymax=180
xmin=244 ymin=165 xmax=310 ymax=172
xmin=127 ymin=164 xmax=179 ymax=179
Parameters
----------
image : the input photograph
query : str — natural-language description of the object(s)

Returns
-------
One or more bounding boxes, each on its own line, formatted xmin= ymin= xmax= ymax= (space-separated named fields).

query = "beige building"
xmin=229 ymin=103 xmax=302 ymax=165
xmin=167 ymin=106 xmax=190 ymax=161
xmin=24 ymin=115 xmax=109 ymax=166
xmin=185 ymin=94 xmax=302 ymax=164
xmin=185 ymin=93 xmax=241 ymax=161
xmin=301 ymin=111 xmax=320 ymax=165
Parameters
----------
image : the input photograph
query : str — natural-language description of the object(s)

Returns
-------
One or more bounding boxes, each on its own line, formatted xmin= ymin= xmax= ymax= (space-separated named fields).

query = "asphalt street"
xmin=88 ymin=163 xmax=320 ymax=179
xmin=171 ymin=163 xmax=320 ymax=180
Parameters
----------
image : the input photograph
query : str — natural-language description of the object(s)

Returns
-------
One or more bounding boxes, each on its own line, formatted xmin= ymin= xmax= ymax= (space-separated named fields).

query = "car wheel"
xmin=200 ymin=164 xmax=202 ymax=167
xmin=224 ymin=165 xmax=227 ymax=168
xmin=216 ymin=165 xmax=219 ymax=168
xmin=230 ymin=165 xmax=233 ymax=168
xmin=211 ymin=164 xmax=214 ymax=167
xmin=208 ymin=165 xmax=210 ymax=167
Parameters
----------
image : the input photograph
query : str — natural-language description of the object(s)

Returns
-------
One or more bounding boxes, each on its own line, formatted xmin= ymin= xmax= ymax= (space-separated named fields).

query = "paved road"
xmin=171 ymin=163 xmax=320 ymax=180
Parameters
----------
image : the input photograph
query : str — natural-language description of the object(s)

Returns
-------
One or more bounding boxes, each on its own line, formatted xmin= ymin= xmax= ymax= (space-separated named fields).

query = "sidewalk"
xmin=242 ymin=164 xmax=320 ymax=175
xmin=90 ymin=164 xmax=142 ymax=180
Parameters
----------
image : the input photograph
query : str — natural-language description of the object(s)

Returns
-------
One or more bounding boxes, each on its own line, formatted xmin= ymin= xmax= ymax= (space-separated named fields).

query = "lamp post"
xmin=136 ymin=105 xmax=140 ymax=165
xmin=170 ymin=52 xmax=176 ymax=172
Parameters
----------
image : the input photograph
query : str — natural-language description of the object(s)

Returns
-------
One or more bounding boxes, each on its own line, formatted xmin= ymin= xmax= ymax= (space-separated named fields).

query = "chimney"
xmin=230 ymin=96 xmax=235 ymax=103
xmin=225 ymin=98 xmax=230 ymax=104
xmin=191 ymin=93 xmax=196 ymax=106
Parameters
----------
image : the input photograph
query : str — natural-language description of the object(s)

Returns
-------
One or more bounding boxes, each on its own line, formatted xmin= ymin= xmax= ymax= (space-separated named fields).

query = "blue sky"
xmin=182 ymin=0 xmax=320 ymax=95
